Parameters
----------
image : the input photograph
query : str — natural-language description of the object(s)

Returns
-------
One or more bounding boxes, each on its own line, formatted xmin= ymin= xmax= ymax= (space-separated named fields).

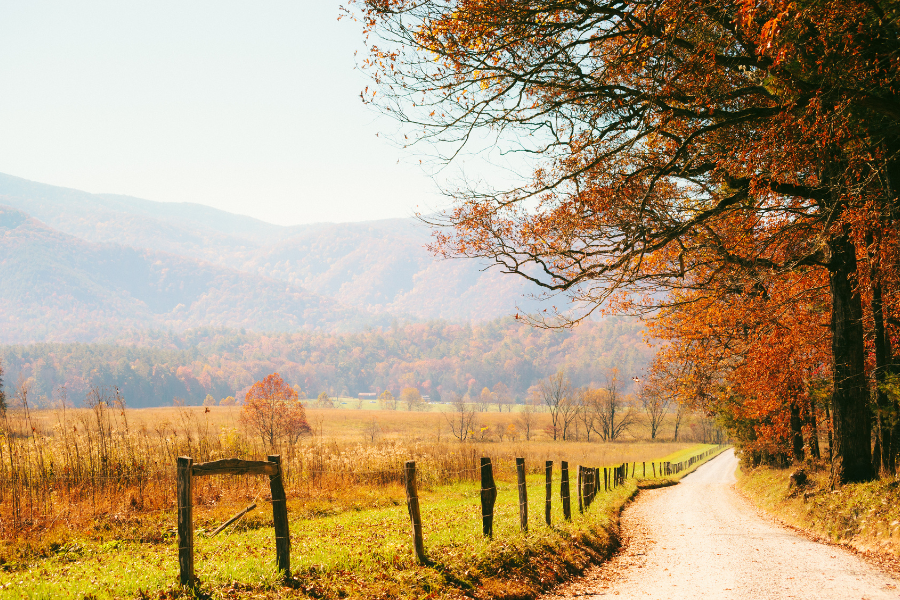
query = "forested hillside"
xmin=0 ymin=206 xmax=379 ymax=343
xmin=0 ymin=173 xmax=548 ymax=322
xmin=1 ymin=317 xmax=651 ymax=408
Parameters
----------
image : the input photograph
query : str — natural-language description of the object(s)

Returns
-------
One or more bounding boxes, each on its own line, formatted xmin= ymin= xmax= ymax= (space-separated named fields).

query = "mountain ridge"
xmin=0 ymin=172 xmax=551 ymax=324
xmin=0 ymin=205 xmax=385 ymax=344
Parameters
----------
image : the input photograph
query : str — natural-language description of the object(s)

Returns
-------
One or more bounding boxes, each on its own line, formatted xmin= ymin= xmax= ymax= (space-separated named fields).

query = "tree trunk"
xmin=805 ymin=393 xmax=821 ymax=460
xmin=828 ymin=230 xmax=875 ymax=485
xmin=872 ymin=273 xmax=894 ymax=475
xmin=790 ymin=400 xmax=805 ymax=463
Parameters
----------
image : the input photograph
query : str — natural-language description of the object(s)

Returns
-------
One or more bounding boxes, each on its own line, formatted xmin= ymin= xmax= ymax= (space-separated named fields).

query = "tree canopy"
xmin=356 ymin=0 xmax=900 ymax=483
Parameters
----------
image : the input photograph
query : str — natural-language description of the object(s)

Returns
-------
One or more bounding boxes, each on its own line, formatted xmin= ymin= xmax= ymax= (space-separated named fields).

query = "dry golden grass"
xmin=1 ymin=402 xmax=708 ymax=542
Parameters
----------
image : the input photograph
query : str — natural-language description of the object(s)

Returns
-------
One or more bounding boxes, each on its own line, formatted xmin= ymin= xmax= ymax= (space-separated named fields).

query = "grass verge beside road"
xmin=737 ymin=463 xmax=900 ymax=562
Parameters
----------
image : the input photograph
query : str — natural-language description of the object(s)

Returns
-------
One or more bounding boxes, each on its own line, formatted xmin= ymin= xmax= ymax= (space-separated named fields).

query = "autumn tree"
xmin=316 ymin=392 xmax=335 ymax=408
xmin=202 ymin=394 xmax=216 ymax=407
xmin=646 ymin=263 xmax=832 ymax=457
xmin=378 ymin=389 xmax=397 ymax=411
xmin=219 ymin=396 xmax=236 ymax=407
xmin=400 ymin=386 xmax=423 ymax=411
xmin=356 ymin=0 xmax=900 ymax=483
xmin=240 ymin=373 xmax=311 ymax=449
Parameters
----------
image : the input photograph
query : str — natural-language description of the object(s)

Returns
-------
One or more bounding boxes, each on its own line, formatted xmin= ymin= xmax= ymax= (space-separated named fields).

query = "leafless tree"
xmin=538 ymin=370 xmax=579 ymax=440
xmin=596 ymin=371 xmax=637 ymax=441
xmin=363 ymin=417 xmax=381 ymax=443
xmin=492 ymin=382 xmax=512 ymax=412
xmin=673 ymin=402 xmax=690 ymax=442
xmin=516 ymin=400 xmax=537 ymax=441
xmin=575 ymin=387 xmax=602 ymax=442
xmin=445 ymin=393 xmax=478 ymax=442
xmin=636 ymin=377 xmax=669 ymax=440
xmin=475 ymin=387 xmax=492 ymax=412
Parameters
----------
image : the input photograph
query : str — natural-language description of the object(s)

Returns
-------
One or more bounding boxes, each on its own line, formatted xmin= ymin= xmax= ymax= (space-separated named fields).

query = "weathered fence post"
xmin=177 ymin=456 xmax=194 ymax=587
xmin=604 ymin=467 xmax=608 ymax=491
xmin=585 ymin=468 xmax=594 ymax=508
xmin=643 ymin=462 xmax=646 ymax=478
xmin=480 ymin=457 xmax=497 ymax=537
xmin=577 ymin=466 xmax=584 ymax=514
xmin=545 ymin=460 xmax=552 ymax=526
xmin=594 ymin=468 xmax=600 ymax=497
xmin=404 ymin=461 xmax=426 ymax=563
xmin=560 ymin=461 xmax=571 ymax=521
xmin=516 ymin=457 xmax=528 ymax=532
xmin=267 ymin=455 xmax=290 ymax=578
xmin=652 ymin=462 xmax=656 ymax=477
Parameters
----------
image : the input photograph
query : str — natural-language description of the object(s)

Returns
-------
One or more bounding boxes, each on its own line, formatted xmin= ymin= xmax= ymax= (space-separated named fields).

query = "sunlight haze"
xmin=0 ymin=1 xmax=441 ymax=225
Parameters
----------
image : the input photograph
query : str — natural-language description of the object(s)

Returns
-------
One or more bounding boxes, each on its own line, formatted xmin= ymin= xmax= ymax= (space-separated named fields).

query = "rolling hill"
xmin=0 ymin=206 xmax=379 ymax=343
xmin=0 ymin=172 xmax=550 ymax=324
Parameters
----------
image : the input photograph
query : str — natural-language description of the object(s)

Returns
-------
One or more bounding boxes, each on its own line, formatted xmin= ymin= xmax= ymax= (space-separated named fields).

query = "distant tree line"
xmin=0 ymin=316 xmax=652 ymax=409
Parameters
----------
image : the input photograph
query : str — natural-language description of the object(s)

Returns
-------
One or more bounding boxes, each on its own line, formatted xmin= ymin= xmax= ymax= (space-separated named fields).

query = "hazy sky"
xmin=0 ymin=1 xmax=444 ymax=225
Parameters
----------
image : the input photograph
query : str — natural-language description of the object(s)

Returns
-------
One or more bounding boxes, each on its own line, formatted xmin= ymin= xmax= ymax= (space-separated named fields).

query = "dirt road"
xmin=543 ymin=449 xmax=900 ymax=599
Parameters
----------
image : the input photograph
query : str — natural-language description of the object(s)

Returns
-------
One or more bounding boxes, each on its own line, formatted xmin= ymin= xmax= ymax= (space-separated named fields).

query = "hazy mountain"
xmin=0 ymin=206 xmax=379 ymax=344
xmin=0 ymin=173 xmax=549 ymax=321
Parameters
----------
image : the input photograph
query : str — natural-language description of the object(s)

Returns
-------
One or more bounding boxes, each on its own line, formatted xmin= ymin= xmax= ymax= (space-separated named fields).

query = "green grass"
xmin=0 ymin=474 xmax=634 ymax=599
xmin=657 ymin=443 xmax=718 ymax=464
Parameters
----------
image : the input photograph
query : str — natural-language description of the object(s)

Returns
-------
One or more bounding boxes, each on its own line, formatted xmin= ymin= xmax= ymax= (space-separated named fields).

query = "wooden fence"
xmin=177 ymin=455 xmax=290 ymax=587
xmin=175 ymin=444 xmax=727 ymax=584
xmin=401 ymin=445 xmax=727 ymax=564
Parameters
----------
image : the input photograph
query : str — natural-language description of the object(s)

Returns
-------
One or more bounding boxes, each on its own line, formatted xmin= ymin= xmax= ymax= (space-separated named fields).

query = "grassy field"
xmin=0 ymin=442 xmax=723 ymax=599
xmin=0 ymin=401 xmax=724 ymax=598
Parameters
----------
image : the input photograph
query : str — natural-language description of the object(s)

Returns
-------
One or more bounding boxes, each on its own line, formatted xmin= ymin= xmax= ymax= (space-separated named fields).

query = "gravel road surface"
xmin=542 ymin=449 xmax=900 ymax=599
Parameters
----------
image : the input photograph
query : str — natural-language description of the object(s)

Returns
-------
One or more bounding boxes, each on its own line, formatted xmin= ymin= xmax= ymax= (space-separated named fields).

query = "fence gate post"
xmin=267 ymin=455 xmax=290 ymax=578
xmin=404 ymin=461 xmax=426 ymax=563
xmin=480 ymin=457 xmax=497 ymax=537
xmin=516 ymin=457 xmax=528 ymax=532
xmin=560 ymin=461 xmax=571 ymax=521
xmin=176 ymin=456 xmax=194 ymax=587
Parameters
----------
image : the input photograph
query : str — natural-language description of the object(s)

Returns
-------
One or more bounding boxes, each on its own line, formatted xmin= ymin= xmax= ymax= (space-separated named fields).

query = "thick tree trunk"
xmin=790 ymin=400 xmax=805 ymax=463
xmin=872 ymin=278 xmax=893 ymax=475
xmin=828 ymin=231 xmax=876 ymax=485
xmin=804 ymin=391 xmax=821 ymax=460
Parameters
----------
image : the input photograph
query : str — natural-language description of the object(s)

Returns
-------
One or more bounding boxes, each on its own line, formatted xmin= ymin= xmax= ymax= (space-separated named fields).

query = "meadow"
xmin=0 ymin=401 xmax=724 ymax=598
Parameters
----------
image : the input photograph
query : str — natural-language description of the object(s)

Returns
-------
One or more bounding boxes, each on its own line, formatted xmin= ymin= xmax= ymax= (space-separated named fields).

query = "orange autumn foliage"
xmin=354 ymin=0 xmax=900 ymax=483
xmin=240 ymin=373 xmax=311 ymax=449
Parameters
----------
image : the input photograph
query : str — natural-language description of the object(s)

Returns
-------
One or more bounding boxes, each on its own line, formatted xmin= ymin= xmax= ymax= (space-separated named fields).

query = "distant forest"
xmin=1 ymin=316 xmax=652 ymax=408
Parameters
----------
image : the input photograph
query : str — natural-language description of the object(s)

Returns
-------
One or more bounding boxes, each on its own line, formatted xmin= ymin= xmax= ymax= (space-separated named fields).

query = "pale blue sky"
xmin=0 ymin=1 xmax=443 ymax=225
